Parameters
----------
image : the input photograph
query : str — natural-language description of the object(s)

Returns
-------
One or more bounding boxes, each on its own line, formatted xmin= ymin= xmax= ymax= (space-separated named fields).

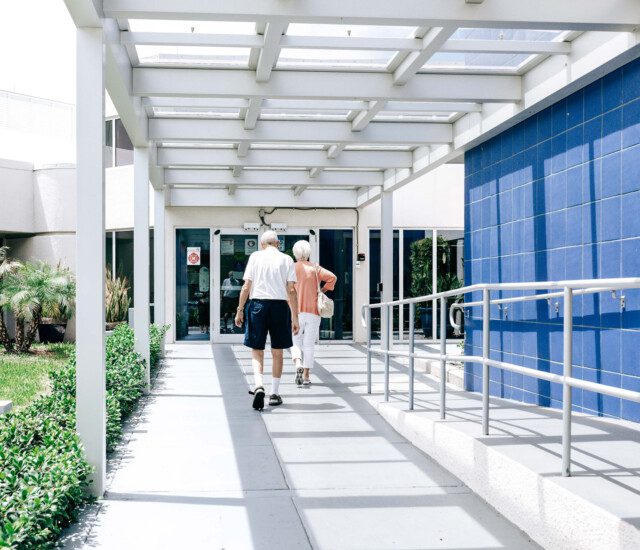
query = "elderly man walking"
xmin=235 ymin=230 xmax=300 ymax=410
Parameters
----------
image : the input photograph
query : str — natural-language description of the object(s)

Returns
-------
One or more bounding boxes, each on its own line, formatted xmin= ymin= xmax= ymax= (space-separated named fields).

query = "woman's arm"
xmin=319 ymin=267 xmax=338 ymax=293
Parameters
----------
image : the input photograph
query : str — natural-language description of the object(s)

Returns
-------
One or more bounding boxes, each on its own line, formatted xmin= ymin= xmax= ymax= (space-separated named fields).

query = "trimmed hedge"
xmin=0 ymin=324 xmax=168 ymax=549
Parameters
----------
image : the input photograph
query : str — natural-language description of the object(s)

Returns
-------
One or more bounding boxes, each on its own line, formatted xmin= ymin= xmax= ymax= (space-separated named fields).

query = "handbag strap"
xmin=315 ymin=263 xmax=322 ymax=294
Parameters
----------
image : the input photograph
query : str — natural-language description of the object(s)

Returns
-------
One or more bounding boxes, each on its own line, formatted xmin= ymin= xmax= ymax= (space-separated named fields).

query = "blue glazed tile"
xmin=537 ymin=108 xmax=553 ymax=142
xmin=623 ymin=58 xmax=640 ymax=103
xmin=523 ymin=146 xmax=536 ymax=181
xmin=566 ymin=126 xmax=584 ymax=168
xmin=566 ymin=207 xmax=582 ymax=247
xmin=621 ymin=191 xmax=640 ymax=239
xmin=621 ymin=330 xmax=640 ymax=376
xmin=522 ymin=183 xmax=535 ymax=218
xmin=602 ymin=68 xmax=623 ymax=112
xmin=602 ymin=109 xmax=622 ymax=156
xmin=584 ymin=80 xmax=603 ymax=121
xmin=601 ymin=151 xmax=622 ymax=198
xmin=600 ymin=240 xmax=621 ymax=279
xmin=501 ymin=128 xmax=513 ymax=160
xmin=512 ymin=122 xmax=525 ymax=154
xmin=621 ymin=238 xmax=640 ymax=277
xmin=566 ymin=245 xmax=582 ymax=279
xmin=537 ymin=139 xmax=553 ymax=176
xmin=581 ymin=389 xmax=601 ymax=415
xmin=549 ymin=211 xmax=566 ymax=249
xmin=566 ymin=89 xmax=584 ymax=129
xmin=566 ymin=165 xmax=582 ymax=207
xmin=550 ymin=172 xmax=567 ymax=212
xmin=600 ymin=330 xmax=621 ymax=371
xmin=583 ymin=116 xmax=603 ymax=159
xmin=621 ymin=145 xmax=640 ymax=194
xmin=581 ymin=202 xmax=597 ymax=245
xmin=582 ymin=329 xmax=599 ymax=369
xmin=524 ymin=118 xmax=538 ymax=150
xmin=551 ymin=133 xmax=567 ymax=173
xmin=552 ymin=99 xmax=568 ymax=134
xmin=582 ymin=160 xmax=601 ymax=203
xmin=549 ymin=248 xmax=566 ymax=281
xmin=622 ymin=99 xmax=640 ymax=149
xmin=523 ymin=219 xmax=535 ymax=253
xmin=601 ymin=196 xmax=621 ymax=241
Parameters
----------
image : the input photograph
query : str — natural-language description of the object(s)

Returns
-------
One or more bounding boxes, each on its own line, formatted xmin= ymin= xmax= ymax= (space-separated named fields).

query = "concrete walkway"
xmin=65 ymin=343 xmax=537 ymax=549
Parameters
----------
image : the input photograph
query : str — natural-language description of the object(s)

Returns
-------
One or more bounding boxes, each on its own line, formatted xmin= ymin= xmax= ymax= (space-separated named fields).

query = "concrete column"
xmin=381 ymin=190 xmax=393 ymax=348
xmin=134 ymin=147 xmax=151 ymax=392
xmin=153 ymin=188 xmax=166 ymax=328
xmin=75 ymin=27 xmax=106 ymax=498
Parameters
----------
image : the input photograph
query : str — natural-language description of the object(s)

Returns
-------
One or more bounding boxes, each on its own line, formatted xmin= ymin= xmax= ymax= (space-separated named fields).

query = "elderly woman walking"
xmin=291 ymin=240 xmax=337 ymax=386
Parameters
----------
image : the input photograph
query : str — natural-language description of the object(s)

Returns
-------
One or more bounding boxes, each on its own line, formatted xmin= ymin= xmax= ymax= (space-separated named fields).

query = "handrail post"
xmin=482 ymin=288 xmax=490 ymax=435
xmin=562 ymin=287 xmax=573 ymax=477
xmin=409 ymin=303 xmax=415 ymax=410
xmin=439 ymin=296 xmax=447 ymax=419
xmin=384 ymin=304 xmax=390 ymax=402
xmin=366 ymin=307 xmax=372 ymax=395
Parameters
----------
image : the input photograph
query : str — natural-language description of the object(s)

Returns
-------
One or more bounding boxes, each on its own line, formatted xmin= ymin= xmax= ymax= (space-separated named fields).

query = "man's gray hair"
xmin=260 ymin=230 xmax=280 ymax=246
xmin=292 ymin=240 xmax=311 ymax=261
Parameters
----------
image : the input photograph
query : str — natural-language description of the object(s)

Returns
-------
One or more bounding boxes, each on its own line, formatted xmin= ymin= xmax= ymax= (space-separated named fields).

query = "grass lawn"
xmin=0 ymin=343 xmax=75 ymax=408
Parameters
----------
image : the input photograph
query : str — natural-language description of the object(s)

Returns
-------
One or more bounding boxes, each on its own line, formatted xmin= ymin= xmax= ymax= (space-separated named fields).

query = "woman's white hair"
xmin=260 ymin=230 xmax=280 ymax=246
xmin=292 ymin=240 xmax=311 ymax=261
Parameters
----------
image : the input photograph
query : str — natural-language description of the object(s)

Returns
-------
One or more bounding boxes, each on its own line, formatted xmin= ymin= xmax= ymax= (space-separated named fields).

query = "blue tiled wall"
xmin=464 ymin=57 xmax=640 ymax=422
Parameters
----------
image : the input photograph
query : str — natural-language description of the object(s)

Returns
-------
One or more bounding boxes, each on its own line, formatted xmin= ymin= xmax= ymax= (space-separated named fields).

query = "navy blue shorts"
xmin=244 ymin=299 xmax=293 ymax=350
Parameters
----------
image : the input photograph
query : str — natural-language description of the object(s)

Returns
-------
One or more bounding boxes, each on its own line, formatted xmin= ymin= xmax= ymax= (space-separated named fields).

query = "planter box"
xmin=38 ymin=322 xmax=66 ymax=344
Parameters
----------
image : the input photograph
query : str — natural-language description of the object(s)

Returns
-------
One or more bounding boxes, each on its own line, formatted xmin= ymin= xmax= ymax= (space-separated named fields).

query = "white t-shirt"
xmin=243 ymin=246 xmax=297 ymax=300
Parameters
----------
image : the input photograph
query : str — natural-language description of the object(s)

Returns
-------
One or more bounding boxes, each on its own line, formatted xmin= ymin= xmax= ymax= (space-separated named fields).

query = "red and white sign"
xmin=187 ymin=247 xmax=201 ymax=266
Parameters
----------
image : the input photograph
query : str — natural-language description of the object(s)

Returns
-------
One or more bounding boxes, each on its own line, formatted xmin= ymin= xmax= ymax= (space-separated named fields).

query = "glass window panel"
xmin=374 ymin=112 xmax=453 ymax=122
xmin=368 ymin=229 xmax=399 ymax=340
xmin=105 ymin=119 xmax=113 ymax=168
xmin=287 ymin=23 xmax=417 ymax=39
xmin=105 ymin=232 xmax=113 ymax=273
xmin=115 ymin=119 xmax=133 ymax=166
xmin=319 ymin=229 xmax=353 ymax=340
xmin=424 ymin=51 xmax=531 ymax=70
xmin=128 ymin=20 xmax=255 ymax=34
xmin=278 ymin=48 xmax=394 ymax=70
xmin=115 ymin=230 xmax=134 ymax=307
xmin=176 ymin=228 xmax=211 ymax=340
xmin=453 ymin=28 xmax=564 ymax=41
xmin=136 ymin=45 xmax=250 ymax=67
xmin=153 ymin=107 xmax=240 ymax=119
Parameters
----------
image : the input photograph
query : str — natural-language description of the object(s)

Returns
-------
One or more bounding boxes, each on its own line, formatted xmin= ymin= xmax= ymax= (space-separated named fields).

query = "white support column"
xmin=134 ymin=147 xmax=151 ymax=391
xmin=381 ymin=190 xmax=394 ymax=349
xmin=75 ymin=26 xmax=106 ymax=498
xmin=153 ymin=188 xmax=165 ymax=328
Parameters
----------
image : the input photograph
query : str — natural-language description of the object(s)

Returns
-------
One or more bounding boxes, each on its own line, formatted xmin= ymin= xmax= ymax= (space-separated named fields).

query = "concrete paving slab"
xmin=65 ymin=343 xmax=537 ymax=550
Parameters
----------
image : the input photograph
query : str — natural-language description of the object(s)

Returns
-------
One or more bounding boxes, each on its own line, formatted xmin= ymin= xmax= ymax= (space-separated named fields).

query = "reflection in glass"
xmin=176 ymin=229 xmax=211 ymax=341
xmin=319 ymin=229 xmax=353 ymax=340
xmin=219 ymin=234 xmax=257 ymax=335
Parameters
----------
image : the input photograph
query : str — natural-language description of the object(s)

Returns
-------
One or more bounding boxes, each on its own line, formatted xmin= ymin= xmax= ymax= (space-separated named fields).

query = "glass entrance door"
xmin=213 ymin=228 xmax=317 ymax=343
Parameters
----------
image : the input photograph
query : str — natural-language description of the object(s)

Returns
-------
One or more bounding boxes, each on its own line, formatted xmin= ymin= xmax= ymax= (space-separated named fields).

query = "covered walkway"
xmin=64 ymin=344 xmax=536 ymax=549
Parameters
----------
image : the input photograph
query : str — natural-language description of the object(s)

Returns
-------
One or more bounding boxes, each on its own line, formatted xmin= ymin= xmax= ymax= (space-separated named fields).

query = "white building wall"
xmin=0 ymin=159 xmax=34 ymax=233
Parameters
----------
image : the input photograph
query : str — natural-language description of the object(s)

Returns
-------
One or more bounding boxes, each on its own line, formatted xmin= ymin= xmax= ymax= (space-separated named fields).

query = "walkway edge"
xmin=365 ymin=397 xmax=640 ymax=550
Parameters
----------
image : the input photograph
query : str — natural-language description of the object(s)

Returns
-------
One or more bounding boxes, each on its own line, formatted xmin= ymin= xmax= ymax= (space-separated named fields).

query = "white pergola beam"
xmin=327 ymin=144 xmax=346 ymax=159
xmin=165 ymin=168 xmax=382 ymax=187
xmin=352 ymin=100 xmax=386 ymax=131
xmin=309 ymin=167 xmax=323 ymax=178
xmin=134 ymin=68 xmax=522 ymax=103
xmin=158 ymin=148 xmax=411 ymax=169
xmin=244 ymin=98 xmax=263 ymax=130
xmin=170 ymin=187 xmax=358 ymax=208
xmin=149 ymin=119 xmax=453 ymax=145
xmin=237 ymin=142 xmax=250 ymax=157
xmin=104 ymin=0 xmax=640 ymax=31
xmin=443 ymin=39 xmax=572 ymax=55
xmin=293 ymin=186 xmax=306 ymax=196
xmin=255 ymin=22 xmax=287 ymax=82
xmin=231 ymin=165 xmax=243 ymax=177
xmin=394 ymin=27 xmax=456 ymax=85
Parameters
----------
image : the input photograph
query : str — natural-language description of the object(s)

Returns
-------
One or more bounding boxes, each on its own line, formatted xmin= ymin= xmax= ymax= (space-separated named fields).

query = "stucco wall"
xmin=0 ymin=158 xmax=34 ymax=233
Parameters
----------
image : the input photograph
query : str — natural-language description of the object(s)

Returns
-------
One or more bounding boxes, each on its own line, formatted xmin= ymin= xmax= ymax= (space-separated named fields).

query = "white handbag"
xmin=315 ymin=265 xmax=334 ymax=318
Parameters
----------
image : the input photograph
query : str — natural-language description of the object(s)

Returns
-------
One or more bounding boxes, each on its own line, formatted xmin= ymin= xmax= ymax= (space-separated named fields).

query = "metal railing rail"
xmin=361 ymin=277 xmax=640 ymax=477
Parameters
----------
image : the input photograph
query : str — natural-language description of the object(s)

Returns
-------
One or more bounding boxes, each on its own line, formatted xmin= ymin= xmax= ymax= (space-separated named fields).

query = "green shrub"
xmin=150 ymin=324 xmax=169 ymax=371
xmin=0 ymin=324 xmax=169 ymax=548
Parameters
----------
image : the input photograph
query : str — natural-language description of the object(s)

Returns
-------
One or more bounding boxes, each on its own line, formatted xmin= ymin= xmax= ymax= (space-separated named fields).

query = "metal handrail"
xmin=361 ymin=277 xmax=640 ymax=477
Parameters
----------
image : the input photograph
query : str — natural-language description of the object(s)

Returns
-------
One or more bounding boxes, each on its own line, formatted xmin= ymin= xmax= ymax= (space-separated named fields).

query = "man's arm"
xmin=234 ymin=279 xmax=252 ymax=327
xmin=287 ymin=281 xmax=300 ymax=335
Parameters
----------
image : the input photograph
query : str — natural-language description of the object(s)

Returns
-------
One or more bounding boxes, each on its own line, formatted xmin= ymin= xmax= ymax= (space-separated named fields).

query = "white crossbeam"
xmin=165 ymin=168 xmax=383 ymax=187
xmin=244 ymin=98 xmax=263 ymax=130
xmin=237 ymin=142 xmax=250 ymax=157
xmin=231 ymin=166 xmax=243 ymax=177
xmin=170 ymin=187 xmax=358 ymax=208
xmin=149 ymin=119 xmax=452 ymax=145
xmin=442 ymin=39 xmax=572 ymax=55
xmin=309 ymin=167 xmax=323 ymax=178
xmin=352 ymin=101 xmax=386 ymax=131
xmin=134 ymin=69 xmax=522 ymax=103
xmin=104 ymin=0 xmax=640 ymax=31
xmin=158 ymin=148 xmax=411 ymax=169
xmin=256 ymin=22 xmax=287 ymax=82
xmin=394 ymin=27 xmax=456 ymax=85
xmin=327 ymin=144 xmax=346 ymax=159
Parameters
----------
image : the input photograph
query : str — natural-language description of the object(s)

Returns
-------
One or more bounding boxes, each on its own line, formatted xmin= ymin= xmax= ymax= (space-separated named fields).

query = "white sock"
xmin=252 ymin=359 xmax=264 ymax=389
xmin=271 ymin=377 xmax=281 ymax=396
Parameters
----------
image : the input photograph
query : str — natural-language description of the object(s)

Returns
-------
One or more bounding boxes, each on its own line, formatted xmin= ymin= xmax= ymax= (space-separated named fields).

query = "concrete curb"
xmin=366 ymin=397 xmax=640 ymax=550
